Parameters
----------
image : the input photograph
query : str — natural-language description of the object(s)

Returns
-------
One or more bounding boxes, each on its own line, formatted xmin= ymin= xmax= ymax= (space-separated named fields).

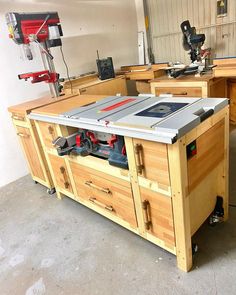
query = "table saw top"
xmin=29 ymin=95 xmax=228 ymax=144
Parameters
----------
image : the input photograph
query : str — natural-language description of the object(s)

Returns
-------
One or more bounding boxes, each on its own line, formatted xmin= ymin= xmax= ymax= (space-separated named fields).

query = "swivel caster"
xmin=34 ymin=181 xmax=38 ymax=184
xmin=192 ymin=243 xmax=198 ymax=255
xmin=47 ymin=188 xmax=56 ymax=195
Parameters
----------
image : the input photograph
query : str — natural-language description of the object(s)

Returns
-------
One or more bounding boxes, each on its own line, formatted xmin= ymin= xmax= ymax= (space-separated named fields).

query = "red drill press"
xmin=6 ymin=12 xmax=63 ymax=97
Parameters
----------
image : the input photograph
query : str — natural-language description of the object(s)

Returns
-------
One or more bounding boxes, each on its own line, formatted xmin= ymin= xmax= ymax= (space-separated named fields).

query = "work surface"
xmin=0 ymin=123 xmax=236 ymax=294
xmin=29 ymin=95 xmax=228 ymax=144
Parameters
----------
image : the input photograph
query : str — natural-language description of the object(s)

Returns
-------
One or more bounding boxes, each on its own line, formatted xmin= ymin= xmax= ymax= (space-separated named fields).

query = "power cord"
xmin=60 ymin=45 xmax=73 ymax=94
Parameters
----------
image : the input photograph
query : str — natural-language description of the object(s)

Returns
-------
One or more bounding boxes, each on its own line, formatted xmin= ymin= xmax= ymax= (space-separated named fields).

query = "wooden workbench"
xmin=213 ymin=58 xmax=236 ymax=123
xmin=63 ymin=74 xmax=127 ymax=96
xmin=150 ymin=74 xmax=227 ymax=98
xmin=27 ymin=95 xmax=229 ymax=272
xmin=119 ymin=63 xmax=168 ymax=94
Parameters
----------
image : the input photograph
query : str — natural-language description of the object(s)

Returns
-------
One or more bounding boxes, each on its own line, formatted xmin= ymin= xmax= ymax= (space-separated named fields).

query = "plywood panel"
xmin=187 ymin=119 xmax=225 ymax=192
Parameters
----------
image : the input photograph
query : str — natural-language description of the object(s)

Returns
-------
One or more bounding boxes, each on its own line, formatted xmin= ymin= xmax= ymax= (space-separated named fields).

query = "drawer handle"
xmin=60 ymin=166 xmax=70 ymax=189
xmin=171 ymin=92 xmax=187 ymax=96
xmin=142 ymin=200 xmax=152 ymax=230
xmin=17 ymin=132 xmax=29 ymax=138
xmin=134 ymin=143 xmax=144 ymax=174
xmin=48 ymin=125 xmax=56 ymax=140
xmin=12 ymin=115 xmax=25 ymax=121
xmin=85 ymin=181 xmax=111 ymax=195
xmin=89 ymin=197 xmax=114 ymax=212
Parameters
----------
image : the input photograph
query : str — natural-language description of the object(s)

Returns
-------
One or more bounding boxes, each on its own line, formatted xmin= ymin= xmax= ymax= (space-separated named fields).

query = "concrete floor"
xmin=1 ymin=131 xmax=236 ymax=295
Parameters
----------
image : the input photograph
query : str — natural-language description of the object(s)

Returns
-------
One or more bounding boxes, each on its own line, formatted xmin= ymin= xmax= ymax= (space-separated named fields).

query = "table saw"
xmin=27 ymin=95 xmax=229 ymax=272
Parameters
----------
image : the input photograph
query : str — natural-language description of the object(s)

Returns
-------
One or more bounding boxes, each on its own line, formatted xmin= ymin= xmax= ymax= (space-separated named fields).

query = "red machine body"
xmin=19 ymin=18 xmax=60 ymax=44
xmin=6 ymin=12 xmax=63 ymax=96
xmin=18 ymin=71 xmax=58 ymax=84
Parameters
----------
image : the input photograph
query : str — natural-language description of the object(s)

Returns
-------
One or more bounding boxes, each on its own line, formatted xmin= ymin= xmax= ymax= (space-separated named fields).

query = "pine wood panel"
xmin=8 ymin=94 xmax=74 ymax=115
xmin=228 ymin=79 xmax=236 ymax=123
xmin=31 ymin=95 xmax=107 ymax=116
xmin=79 ymin=77 xmax=127 ymax=96
xmin=187 ymin=119 xmax=225 ymax=192
xmin=15 ymin=126 xmax=45 ymax=181
xmin=133 ymin=139 xmax=170 ymax=186
xmin=47 ymin=154 xmax=73 ymax=194
xmin=37 ymin=121 xmax=58 ymax=149
xmin=69 ymin=162 xmax=137 ymax=228
xmin=140 ymin=188 xmax=175 ymax=246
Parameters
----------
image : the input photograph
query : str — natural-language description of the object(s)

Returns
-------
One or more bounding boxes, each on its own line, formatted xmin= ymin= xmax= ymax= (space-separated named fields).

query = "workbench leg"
xmin=168 ymin=139 xmax=192 ymax=272
xmin=56 ymin=191 xmax=63 ymax=200
xmin=218 ymin=109 xmax=229 ymax=221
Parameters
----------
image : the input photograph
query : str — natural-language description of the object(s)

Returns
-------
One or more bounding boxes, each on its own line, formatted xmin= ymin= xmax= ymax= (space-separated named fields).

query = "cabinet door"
xmin=37 ymin=121 xmax=58 ymax=149
xmin=16 ymin=126 xmax=45 ymax=181
xmin=140 ymin=188 xmax=175 ymax=247
xmin=47 ymin=154 xmax=73 ymax=194
xmin=133 ymin=139 xmax=170 ymax=187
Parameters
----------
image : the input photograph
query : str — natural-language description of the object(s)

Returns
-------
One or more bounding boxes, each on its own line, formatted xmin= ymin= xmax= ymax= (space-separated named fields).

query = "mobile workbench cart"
xmin=27 ymin=95 xmax=228 ymax=272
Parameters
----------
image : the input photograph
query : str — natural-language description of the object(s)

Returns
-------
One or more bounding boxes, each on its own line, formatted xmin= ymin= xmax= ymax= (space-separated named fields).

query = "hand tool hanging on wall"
xmin=5 ymin=12 xmax=63 ymax=97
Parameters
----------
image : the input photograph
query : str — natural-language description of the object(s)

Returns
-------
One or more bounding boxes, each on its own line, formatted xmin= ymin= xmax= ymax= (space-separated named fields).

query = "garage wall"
xmin=0 ymin=0 xmax=139 ymax=188
xmin=147 ymin=0 xmax=236 ymax=64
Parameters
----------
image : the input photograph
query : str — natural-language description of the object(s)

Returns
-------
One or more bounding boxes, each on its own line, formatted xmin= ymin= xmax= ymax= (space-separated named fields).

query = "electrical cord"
xmin=60 ymin=45 xmax=73 ymax=94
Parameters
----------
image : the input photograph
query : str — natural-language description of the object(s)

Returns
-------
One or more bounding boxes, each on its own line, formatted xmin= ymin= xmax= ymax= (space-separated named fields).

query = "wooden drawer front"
xmin=133 ymin=139 xmax=170 ymax=186
xmin=140 ymin=188 xmax=175 ymax=246
xmin=80 ymin=78 xmax=127 ymax=96
xmin=70 ymin=162 xmax=137 ymax=228
xmin=16 ymin=126 xmax=45 ymax=181
xmin=11 ymin=112 xmax=26 ymax=126
xmin=188 ymin=119 xmax=225 ymax=192
xmin=47 ymin=154 xmax=73 ymax=193
xmin=37 ymin=121 xmax=58 ymax=149
xmin=155 ymin=87 xmax=202 ymax=97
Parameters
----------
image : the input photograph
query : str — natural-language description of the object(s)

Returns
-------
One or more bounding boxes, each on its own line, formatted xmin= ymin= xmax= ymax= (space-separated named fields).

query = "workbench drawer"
xmin=47 ymin=154 xmax=73 ymax=194
xmin=11 ymin=112 xmax=27 ymax=126
xmin=155 ymin=87 xmax=202 ymax=97
xmin=140 ymin=188 xmax=175 ymax=247
xmin=15 ymin=126 xmax=45 ymax=181
xmin=37 ymin=121 xmax=58 ymax=149
xmin=70 ymin=162 xmax=137 ymax=228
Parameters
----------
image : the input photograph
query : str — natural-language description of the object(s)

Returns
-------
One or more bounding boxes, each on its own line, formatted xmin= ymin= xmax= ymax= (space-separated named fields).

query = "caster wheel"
xmin=47 ymin=188 xmax=56 ymax=195
xmin=34 ymin=181 xmax=38 ymax=184
xmin=208 ymin=215 xmax=218 ymax=227
xmin=192 ymin=243 xmax=198 ymax=255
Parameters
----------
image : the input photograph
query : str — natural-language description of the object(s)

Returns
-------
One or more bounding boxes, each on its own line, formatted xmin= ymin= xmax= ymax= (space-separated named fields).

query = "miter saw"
xmin=169 ymin=20 xmax=212 ymax=78
xmin=6 ymin=12 xmax=63 ymax=97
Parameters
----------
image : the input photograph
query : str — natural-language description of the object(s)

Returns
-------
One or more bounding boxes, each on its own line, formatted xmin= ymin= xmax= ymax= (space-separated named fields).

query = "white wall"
xmin=0 ymin=0 xmax=139 ymax=188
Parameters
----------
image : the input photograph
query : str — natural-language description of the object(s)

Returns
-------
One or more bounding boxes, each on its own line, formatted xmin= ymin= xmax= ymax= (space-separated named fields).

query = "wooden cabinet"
xmin=28 ymin=95 xmax=228 ymax=272
xmin=69 ymin=162 xmax=137 ymax=228
xmin=15 ymin=126 xmax=45 ymax=181
xmin=150 ymin=75 xmax=227 ymax=98
xmin=63 ymin=75 xmax=128 ymax=96
xmin=8 ymin=94 xmax=76 ymax=191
